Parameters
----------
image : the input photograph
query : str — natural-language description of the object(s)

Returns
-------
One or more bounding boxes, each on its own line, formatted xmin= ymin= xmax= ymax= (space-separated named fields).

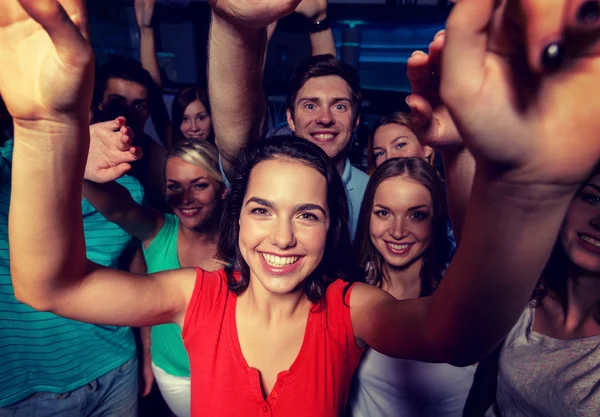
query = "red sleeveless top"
xmin=181 ymin=268 xmax=363 ymax=416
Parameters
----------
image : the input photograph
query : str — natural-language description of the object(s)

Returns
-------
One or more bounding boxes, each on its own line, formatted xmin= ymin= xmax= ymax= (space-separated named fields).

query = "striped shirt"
xmin=0 ymin=140 xmax=144 ymax=407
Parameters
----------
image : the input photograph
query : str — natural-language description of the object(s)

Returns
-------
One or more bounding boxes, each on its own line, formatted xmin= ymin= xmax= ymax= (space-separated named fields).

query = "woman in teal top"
xmin=83 ymin=138 xmax=226 ymax=417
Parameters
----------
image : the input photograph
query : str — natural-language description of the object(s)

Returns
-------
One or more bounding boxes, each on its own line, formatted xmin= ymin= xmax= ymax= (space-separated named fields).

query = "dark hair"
xmin=354 ymin=157 xmax=449 ymax=297
xmin=171 ymin=86 xmax=213 ymax=142
xmin=216 ymin=135 xmax=360 ymax=304
xmin=286 ymin=55 xmax=362 ymax=126
xmin=93 ymin=58 xmax=156 ymax=108
xmin=367 ymin=112 xmax=419 ymax=175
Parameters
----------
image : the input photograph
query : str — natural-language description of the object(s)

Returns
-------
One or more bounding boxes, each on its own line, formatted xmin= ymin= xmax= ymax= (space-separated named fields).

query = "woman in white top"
xmin=348 ymin=157 xmax=475 ymax=417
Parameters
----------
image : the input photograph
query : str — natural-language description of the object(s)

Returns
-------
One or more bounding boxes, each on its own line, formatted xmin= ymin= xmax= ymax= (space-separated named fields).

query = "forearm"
xmin=10 ymin=120 xmax=89 ymax=305
xmin=83 ymin=180 xmax=161 ymax=242
xmin=209 ymin=12 xmax=267 ymax=171
xmin=441 ymin=147 xmax=475 ymax=244
xmin=427 ymin=172 xmax=576 ymax=365
xmin=140 ymin=27 xmax=162 ymax=88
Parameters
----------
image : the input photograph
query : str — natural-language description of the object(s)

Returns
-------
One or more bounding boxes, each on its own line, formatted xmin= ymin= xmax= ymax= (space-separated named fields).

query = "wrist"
xmin=309 ymin=12 xmax=328 ymax=25
xmin=308 ymin=15 xmax=330 ymax=33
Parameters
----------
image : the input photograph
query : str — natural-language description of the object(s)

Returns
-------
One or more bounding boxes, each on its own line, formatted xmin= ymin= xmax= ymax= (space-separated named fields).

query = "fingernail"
xmin=434 ymin=30 xmax=445 ymax=40
xmin=578 ymin=1 xmax=600 ymax=24
xmin=405 ymin=96 xmax=412 ymax=107
xmin=541 ymin=42 xmax=565 ymax=72
xmin=411 ymin=50 xmax=425 ymax=57
xmin=116 ymin=116 xmax=126 ymax=125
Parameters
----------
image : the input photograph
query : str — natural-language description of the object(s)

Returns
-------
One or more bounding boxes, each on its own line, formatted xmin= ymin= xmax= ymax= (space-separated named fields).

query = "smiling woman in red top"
xmin=5 ymin=0 xmax=600 ymax=417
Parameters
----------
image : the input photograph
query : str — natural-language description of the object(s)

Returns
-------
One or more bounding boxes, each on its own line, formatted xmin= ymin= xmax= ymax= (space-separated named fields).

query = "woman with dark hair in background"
xmin=171 ymin=86 xmax=213 ymax=143
xmin=348 ymin=157 xmax=475 ymax=417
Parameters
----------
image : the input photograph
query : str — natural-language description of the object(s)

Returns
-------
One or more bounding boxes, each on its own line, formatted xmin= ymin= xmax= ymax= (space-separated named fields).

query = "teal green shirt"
xmin=0 ymin=140 xmax=145 ymax=406
xmin=143 ymin=214 xmax=190 ymax=377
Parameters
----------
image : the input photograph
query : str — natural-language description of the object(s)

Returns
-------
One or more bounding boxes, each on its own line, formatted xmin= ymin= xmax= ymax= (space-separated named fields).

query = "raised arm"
xmin=351 ymin=0 xmax=600 ymax=365
xmin=295 ymin=0 xmax=336 ymax=56
xmin=3 ymin=0 xmax=193 ymax=329
xmin=208 ymin=0 xmax=300 ymax=173
xmin=135 ymin=0 xmax=161 ymax=87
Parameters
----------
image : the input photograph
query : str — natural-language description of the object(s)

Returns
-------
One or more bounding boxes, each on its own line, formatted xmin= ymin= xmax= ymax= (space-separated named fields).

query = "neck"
xmin=559 ymin=266 xmax=600 ymax=329
xmin=334 ymin=154 xmax=347 ymax=176
xmin=178 ymin=220 xmax=219 ymax=245
xmin=241 ymin=275 xmax=310 ymax=322
xmin=381 ymin=258 xmax=423 ymax=300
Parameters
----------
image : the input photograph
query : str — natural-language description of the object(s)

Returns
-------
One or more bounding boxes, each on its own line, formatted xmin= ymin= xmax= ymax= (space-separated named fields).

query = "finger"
xmin=98 ymin=163 xmax=131 ymax=183
xmin=407 ymin=51 xmax=433 ymax=96
xmin=18 ymin=0 xmax=91 ymax=62
xmin=129 ymin=146 xmax=144 ymax=160
xmin=518 ymin=0 xmax=568 ymax=72
xmin=428 ymin=30 xmax=445 ymax=77
xmin=442 ymin=0 xmax=494 ymax=106
xmin=406 ymin=94 xmax=436 ymax=145
xmin=120 ymin=126 xmax=134 ymax=141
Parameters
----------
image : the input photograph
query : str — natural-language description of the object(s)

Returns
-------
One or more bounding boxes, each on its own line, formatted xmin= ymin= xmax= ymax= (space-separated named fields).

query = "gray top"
xmin=487 ymin=306 xmax=600 ymax=417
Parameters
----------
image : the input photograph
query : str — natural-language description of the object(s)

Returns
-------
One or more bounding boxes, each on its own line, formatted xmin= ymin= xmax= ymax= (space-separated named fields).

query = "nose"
xmin=182 ymin=188 xmax=194 ymax=205
xmin=190 ymin=119 xmax=200 ymax=132
xmin=271 ymin=216 xmax=296 ymax=249
xmin=317 ymin=108 xmax=334 ymax=126
xmin=390 ymin=217 xmax=407 ymax=240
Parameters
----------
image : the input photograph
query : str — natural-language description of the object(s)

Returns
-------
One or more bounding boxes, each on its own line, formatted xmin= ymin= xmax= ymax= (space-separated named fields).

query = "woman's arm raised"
xmin=351 ymin=0 xmax=600 ymax=365
xmin=1 ymin=0 xmax=192 ymax=328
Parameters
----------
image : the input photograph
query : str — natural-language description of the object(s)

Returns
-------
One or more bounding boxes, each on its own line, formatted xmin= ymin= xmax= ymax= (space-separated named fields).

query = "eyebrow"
xmin=245 ymin=197 xmax=327 ymax=216
xmin=167 ymin=176 xmax=207 ymax=183
xmin=297 ymin=97 xmax=352 ymax=104
xmin=374 ymin=203 xmax=428 ymax=211
xmin=585 ymin=183 xmax=600 ymax=192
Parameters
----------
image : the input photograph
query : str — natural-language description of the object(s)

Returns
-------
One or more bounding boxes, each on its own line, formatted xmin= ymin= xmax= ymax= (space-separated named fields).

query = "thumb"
xmin=406 ymin=94 xmax=436 ymax=146
xmin=98 ymin=163 xmax=131 ymax=183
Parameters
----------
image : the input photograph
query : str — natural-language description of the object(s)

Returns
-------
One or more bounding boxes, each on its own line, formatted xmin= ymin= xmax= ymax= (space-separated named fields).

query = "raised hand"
xmin=294 ymin=0 xmax=327 ymax=23
xmin=209 ymin=0 xmax=302 ymax=28
xmin=406 ymin=31 xmax=463 ymax=151
xmin=135 ymin=0 xmax=155 ymax=29
xmin=441 ymin=0 xmax=600 ymax=187
xmin=86 ymin=117 xmax=144 ymax=183
xmin=0 ymin=0 xmax=93 ymax=125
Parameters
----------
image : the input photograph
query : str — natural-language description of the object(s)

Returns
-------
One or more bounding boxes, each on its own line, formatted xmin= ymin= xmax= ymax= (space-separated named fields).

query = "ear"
xmin=220 ymin=186 xmax=229 ymax=201
xmin=423 ymin=145 xmax=434 ymax=159
xmin=286 ymin=108 xmax=296 ymax=132
xmin=354 ymin=114 xmax=361 ymax=130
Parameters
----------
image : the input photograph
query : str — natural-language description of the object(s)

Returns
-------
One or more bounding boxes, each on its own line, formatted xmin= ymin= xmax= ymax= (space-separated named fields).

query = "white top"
xmin=486 ymin=306 xmax=600 ymax=417
xmin=348 ymin=348 xmax=476 ymax=417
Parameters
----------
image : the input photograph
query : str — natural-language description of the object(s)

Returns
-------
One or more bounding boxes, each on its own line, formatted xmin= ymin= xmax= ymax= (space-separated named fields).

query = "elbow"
xmin=13 ymin=284 xmax=57 ymax=313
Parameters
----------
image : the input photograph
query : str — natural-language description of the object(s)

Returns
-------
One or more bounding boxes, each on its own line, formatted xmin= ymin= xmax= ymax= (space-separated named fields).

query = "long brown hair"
xmin=354 ymin=157 xmax=449 ymax=297
xmin=366 ymin=112 xmax=418 ymax=175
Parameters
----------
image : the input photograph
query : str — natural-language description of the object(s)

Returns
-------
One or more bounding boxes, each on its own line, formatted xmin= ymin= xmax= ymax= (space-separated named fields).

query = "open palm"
xmin=0 ymin=0 xmax=93 ymax=124
xmin=442 ymin=0 xmax=600 ymax=186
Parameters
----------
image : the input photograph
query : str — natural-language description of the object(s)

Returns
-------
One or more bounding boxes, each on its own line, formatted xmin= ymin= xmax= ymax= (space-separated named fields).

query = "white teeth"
xmin=181 ymin=208 xmax=200 ymax=214
xmin=389 ymin=243 xmax=410 ymax=251
xmin=581 ymin=234 xmax=600 ymax=248
xmin=313 ymin=133 xmax=335 ymax=140
xmin=262 ymin=253 xmax=300 ymax=267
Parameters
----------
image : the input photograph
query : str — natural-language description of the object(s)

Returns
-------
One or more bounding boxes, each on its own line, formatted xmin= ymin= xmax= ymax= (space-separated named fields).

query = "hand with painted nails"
xmin=406 ymin=31 xmax=463 ymax=151
xmin=86 ymin=117 xmax=144 ymax=183
xmin=440 ymin=0 xmax=600 ymax=188
xmin=208 ymin=0 xmax=302 ymax=28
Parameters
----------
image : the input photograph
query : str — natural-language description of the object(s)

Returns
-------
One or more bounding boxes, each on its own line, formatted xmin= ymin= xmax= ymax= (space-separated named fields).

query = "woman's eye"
xmin=410 ymin=211 xmax=428 ymax=221
xmin=396 ymin=142 xmax=407 ymax=149
xmin=194 ymin=183 xmax=208 ymax=190
xmin=374 ymin=150 xmax=385 ymax=158
xmin=167 ymin=184 xmax=180 ymax=191
xmin=375 ymin=210 xmax=389 ymax=217
xmin=582 ymin=193 xmax=600 ymax=205
xmin=299 ymin=213 xmax=318 ymax=221
xmin=251 ymin=208 xmax=269 ymax=216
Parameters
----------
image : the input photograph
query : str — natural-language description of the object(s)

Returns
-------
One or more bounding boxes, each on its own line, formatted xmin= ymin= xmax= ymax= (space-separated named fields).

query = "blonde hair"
xmin=167 ymin=139 xmax=224 ymax=188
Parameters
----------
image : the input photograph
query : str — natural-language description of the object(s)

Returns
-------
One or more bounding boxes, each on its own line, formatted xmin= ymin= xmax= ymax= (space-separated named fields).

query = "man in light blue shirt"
xmin=215 ymin=54 xmax=369 ymax=238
